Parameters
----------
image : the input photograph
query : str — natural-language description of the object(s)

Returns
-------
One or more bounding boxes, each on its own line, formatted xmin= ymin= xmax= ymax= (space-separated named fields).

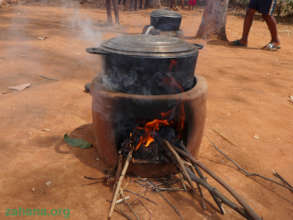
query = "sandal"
xmin=262 ymin=42 xmax=281 ymax=51
xmin=230 ymin=40 xmax=247 ymax=47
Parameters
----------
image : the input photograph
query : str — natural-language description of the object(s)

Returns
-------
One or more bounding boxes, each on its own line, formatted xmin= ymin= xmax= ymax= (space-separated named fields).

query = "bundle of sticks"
xmin=108 ymin=139 xmax=262 ymax=220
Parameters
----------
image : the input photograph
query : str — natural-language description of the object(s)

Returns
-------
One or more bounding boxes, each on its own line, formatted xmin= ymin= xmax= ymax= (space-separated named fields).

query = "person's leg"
xmin=239 ymin=8 xmax=256 ymax=45
xmin=262 ymin=14 xmax=280 ymax=45
xmin=231 ymin=0 xmax=257 ymax=46
xmin=259 ymin=0 xmax=280 ymax=47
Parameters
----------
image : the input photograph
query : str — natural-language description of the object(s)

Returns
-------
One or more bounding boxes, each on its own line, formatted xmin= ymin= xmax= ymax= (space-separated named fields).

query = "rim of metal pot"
xmin=150 ymin=9 xmax=182 ymax=18
xmin=88 ymin=35 xmax=198 ymax=58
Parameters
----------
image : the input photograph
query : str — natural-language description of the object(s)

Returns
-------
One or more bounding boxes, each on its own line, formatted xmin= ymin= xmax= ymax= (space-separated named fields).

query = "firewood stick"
xmin=147 ymin=181 xmax=184 ymax=220
xmin=114 ymin=154 xmax=123 ymax=191
xmin=106 ymin=196 xmax=131 ymax=204
xmin=124 ymin=200 xmax=140 ymax=220
xmin=189 ymin=165 xmax=207 ymax=210
xmin=132 ymin=199 xmax=152 ymax=220
xmin=108 ymin=150 xmax=133 ymax=219
xmin=114 ymin=207 xmax=132 ymax=220
xmin=173 ymin=147 xmax=262 ymax=220
xmin=273 ymin=170 xmax=293 ymax=189
xmin=133 ymin=154 xmax=250 ymax=219
xmin=184 ymin=153 xmax=222 ymax=213
xmin=84 ymin=176 xmax=102 ymax=180
xmin=116 ymin=196 xmax=130 ymax=204
xmin=179 ymin=173 xmax=187 ymax=192
xmin=210 ymin=128 xmax=237 ymax=146
xmin=124 ymin=189 xmax=157 ymax=205
xmin=186 ymin=159 xmax=223 ymax=213
xmin=161 ymin=139 xmax=195 ymax=193
xmin=207 ymin=136 xmax=293 ymax=193
xmin=82 ymin=180 xmax=104 ymax=186
xmin=209 ymin=189 xmax=225 ymax=214
xmin=186 ymin=168 xmax=247 ymax=216
xmin=156 ymin=187 xmax=185 ymax=192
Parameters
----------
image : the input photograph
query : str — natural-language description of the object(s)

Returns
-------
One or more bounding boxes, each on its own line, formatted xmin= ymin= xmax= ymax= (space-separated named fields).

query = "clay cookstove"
xmin=87 ymin=35 xmax=207 ymax=177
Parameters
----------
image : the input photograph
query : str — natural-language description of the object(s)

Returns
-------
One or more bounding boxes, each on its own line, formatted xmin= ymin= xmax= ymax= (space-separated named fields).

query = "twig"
xmin=209 ymin=190 xmax=225 ymax=214
xmin=162 ymin=139 xmax=213 ymax=213
xmin=181 ymin=144 xmax=222 ymax=213
xmin=124 ymin=189 xmax=157 ymax=205
xmin=107 ymin=196 xmax=130 ymax=204
xmin=273 ymin=170 xmax=293 ymax=189
xmin=124 ymin=200 xmax=140 ymax=220
xmin=174 ymin=146 xmax=262 ymax=220
xmin=108 ymin=150 xmax=133 ymax=219
xmin=207 ymin=136 xmax=293 ymax=193
xmin=82 ymin=180 xmax=104 ymax=186
xmin=133 ymin=199 xmax=152 ymax=220
xmin=84 ymin=176 xmax=102 ymax=180
xmin=211 ymin=128 xmax=237 ymax=146
xmin=186 ymin=168 xmax=247 ymax=216
xmin=114 ymin=207 xmax=132 ymax=220
xmin=148 ymin=181 xmax=184 ymax=220
xmin=157 ymin=187 xmax=185 ymax=192
xmin=179 ymin=173 xmax=187 ymax=192
xmin=134 ymin=179 xmax=149 ymax=188
xmin=189 ymin=165 xmax=207 ymax=210
xmin=161 ymin=139 xmax=196 ymax=193
xmin=116 ymin=196 xmax=130 ymax=204
xmin=186 ymin=160 xmax=224 ymax=213
xmin=114 ymin=154 xmax=123 ymax=190
xmin=39 ymin=75 xmax=58 ymax=81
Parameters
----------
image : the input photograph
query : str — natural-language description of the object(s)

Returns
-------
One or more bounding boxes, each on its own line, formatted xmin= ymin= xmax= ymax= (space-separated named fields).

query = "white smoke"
xmin=59 ymin=0 xmax=103 ymax=45
xmin=69 ymin=8 xmax=102 ymax=45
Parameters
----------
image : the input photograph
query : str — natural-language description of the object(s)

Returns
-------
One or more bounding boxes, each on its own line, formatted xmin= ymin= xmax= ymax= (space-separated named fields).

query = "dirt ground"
xmin=0 ymin=1 xmax=293 ymax=220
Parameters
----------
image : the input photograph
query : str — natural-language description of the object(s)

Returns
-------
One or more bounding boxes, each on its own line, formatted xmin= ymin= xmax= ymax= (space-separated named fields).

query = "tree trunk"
xmin=170 ymin=0 xmax=176 ymax=9
xmin=112 ymin=0 xmax=120 ymax=24
xmin=152 ymin=0 xmax=161 ymax=8
xmin=144 ymin=0 xmax=149 ymax=8
xmin=145 ymin=0 xmax=160 ymax=8
xmin=106 ymin=0 xmax=113 ymax=24
xmin=196 ymin=0 xmax=230 ymax=41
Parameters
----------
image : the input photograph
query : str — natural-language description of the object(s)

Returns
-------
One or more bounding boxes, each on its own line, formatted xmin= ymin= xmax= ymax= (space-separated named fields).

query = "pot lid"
xmin=98 ymin=34 xmax=197 ymax=57
xmin=151 ymin=9 xmax=181 ymax=18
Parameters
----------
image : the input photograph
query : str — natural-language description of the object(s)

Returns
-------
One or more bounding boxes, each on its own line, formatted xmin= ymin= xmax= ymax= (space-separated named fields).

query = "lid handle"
xmin=193 ymin=43 xmax=204 ymax=50
xmin=86 ymin=47 xmax=108 ymax=55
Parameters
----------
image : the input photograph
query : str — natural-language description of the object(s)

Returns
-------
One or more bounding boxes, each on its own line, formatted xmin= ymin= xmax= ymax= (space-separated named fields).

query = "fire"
xmin=135 ymin=119 xmax=169 ymax=151
xmin=131 ymin=59 xmax=186 ymax=151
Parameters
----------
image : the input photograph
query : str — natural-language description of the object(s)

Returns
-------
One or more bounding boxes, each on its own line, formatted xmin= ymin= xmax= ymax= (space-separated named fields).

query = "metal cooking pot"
xmin=150 ymin=9 xmax=182 ymax=31
xmin=87 ymin=35 xmax=201 ymax=95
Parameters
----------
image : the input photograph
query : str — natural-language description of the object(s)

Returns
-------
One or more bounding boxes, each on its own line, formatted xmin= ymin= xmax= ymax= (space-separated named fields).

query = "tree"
xmin=144 ymin=0 xmax=161 ymax=8
xmin=106 ymin=0 xmax=120 ymax=24
xmin=152 ymin=0 xmax=161 ymax=8
xmin=196 ymin=0 xmax=230 ymax=41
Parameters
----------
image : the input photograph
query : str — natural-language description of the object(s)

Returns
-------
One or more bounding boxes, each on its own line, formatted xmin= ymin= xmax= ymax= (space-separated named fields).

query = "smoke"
xmin=70 ymin=9 xmax=102 ymax=45
xmin=0 ymin=0 xmax=104 ymax=91
xmin=60 ymin=0 xmax=103 ymax=45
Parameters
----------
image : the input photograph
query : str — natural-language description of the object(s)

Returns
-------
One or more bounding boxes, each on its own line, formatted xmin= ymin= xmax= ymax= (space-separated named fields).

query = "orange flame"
xmin=135 ymin=119 xmax=169 ymax=151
